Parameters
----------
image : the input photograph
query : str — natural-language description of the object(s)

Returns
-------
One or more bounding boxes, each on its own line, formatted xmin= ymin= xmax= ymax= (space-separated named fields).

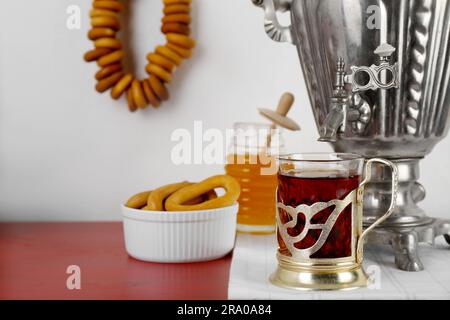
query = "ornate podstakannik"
xmin=277 ymin=190 xmax=356 ymax=260
xmin=252 ymin=0 xmax=450 ymax=271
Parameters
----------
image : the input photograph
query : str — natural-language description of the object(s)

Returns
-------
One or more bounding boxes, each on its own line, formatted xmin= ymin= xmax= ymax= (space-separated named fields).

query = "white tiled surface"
xmin=228 ymin=234 xmax=450 ymax=299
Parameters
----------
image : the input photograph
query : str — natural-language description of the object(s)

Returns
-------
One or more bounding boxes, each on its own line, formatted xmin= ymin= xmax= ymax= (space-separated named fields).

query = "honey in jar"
xmin=225 ymin=123 xmax=284 ymax=234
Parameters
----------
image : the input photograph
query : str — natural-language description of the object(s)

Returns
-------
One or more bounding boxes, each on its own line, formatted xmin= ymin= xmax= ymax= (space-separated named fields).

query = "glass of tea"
xmin=272 ymin=153 xmax=399 ymax=290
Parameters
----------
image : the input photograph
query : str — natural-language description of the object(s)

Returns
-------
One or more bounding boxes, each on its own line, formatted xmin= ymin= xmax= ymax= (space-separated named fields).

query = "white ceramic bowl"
xmin=122 ymin=203 xmax=238 ymax=263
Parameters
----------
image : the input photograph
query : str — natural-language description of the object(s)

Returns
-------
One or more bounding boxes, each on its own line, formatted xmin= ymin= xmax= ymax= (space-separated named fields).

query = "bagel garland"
xmin=125 ymin=175 xmax=241 ymax=211
xmin=84 ymin=0 xmax=195 ymax=112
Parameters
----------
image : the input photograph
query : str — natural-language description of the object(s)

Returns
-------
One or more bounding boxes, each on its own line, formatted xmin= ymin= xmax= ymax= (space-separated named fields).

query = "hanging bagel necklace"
xmin=84 ymin=0 xmax=195 ymax=112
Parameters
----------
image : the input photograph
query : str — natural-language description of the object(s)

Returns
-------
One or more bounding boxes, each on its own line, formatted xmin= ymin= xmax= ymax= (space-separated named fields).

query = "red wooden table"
xmin=0 ymin=223 xmax=231 ymax=300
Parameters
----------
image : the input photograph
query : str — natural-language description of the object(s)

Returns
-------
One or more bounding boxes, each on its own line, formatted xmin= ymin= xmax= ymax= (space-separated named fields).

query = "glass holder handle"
xmin=356 ymin=158 xmax=399 ymax=263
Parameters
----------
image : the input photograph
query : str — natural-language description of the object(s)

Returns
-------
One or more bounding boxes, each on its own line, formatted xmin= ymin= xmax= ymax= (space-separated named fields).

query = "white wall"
xmin=0 ymin=0 xmax=449 ymax=221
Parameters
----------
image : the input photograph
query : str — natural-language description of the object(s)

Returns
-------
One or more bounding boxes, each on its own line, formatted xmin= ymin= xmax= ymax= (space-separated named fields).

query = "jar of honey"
xmin=225 ymin=122 xmax=285 ymax=234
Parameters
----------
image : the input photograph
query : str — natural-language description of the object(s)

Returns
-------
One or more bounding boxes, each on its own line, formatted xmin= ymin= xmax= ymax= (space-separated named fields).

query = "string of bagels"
xmin=84 ymin=0 xmax=195 ymax=112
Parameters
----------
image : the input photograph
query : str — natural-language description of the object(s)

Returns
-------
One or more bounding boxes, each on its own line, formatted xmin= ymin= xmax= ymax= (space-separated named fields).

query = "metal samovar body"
xmin=252 ymin=0 xmax=450 ymax=271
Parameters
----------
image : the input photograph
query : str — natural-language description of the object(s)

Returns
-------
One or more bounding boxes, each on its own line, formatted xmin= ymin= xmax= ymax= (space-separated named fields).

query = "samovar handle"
xmin=251 ymin=0 xmax=294 ymax=44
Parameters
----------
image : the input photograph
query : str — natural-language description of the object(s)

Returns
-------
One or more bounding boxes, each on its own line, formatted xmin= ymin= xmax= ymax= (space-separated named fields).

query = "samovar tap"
xmin=319 ymin=59 xmax=360 ymax=142
xmin=319 ymin=44 xmax=399 ymax=142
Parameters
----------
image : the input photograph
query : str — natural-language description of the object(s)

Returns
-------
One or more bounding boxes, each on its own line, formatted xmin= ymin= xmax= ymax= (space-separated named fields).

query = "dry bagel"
xmin=95 ymin=71 xmax=124 ymax=93
xmin=142 ymin=79 xmax=161 ymax=108
xmin=95 ymin=63 xmax=122 ymax=80
xmin=88 ymin=28 xmax=115 ymax=40
xmin=84 ymin=48 xmax=112 ymax=62
xmin=131 ymin=80 xmax=148 ymax=109
xmin=161 ymin=23 xmax=190 ymax=35
xmin=126 ymin=87 xmax=137 ymax=112
xmin=111 ymin=73 xmax=134 ymax=99
xmin=165 ymin=175 xmax=241 ymax=211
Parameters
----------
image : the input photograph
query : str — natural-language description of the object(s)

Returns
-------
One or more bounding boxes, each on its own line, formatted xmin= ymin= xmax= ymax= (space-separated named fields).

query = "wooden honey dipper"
xmin=258 ymin=92 xmax=301 ymax=131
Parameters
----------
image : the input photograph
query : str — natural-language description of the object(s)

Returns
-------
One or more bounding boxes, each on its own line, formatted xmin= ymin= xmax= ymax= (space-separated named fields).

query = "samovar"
xmin=252 ymin=0 xmax=450 ymax=271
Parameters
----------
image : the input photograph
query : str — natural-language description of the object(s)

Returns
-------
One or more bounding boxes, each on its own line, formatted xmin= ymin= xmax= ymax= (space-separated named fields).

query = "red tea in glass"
xmin=277 ymin=172 xmax=360 ymax=259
